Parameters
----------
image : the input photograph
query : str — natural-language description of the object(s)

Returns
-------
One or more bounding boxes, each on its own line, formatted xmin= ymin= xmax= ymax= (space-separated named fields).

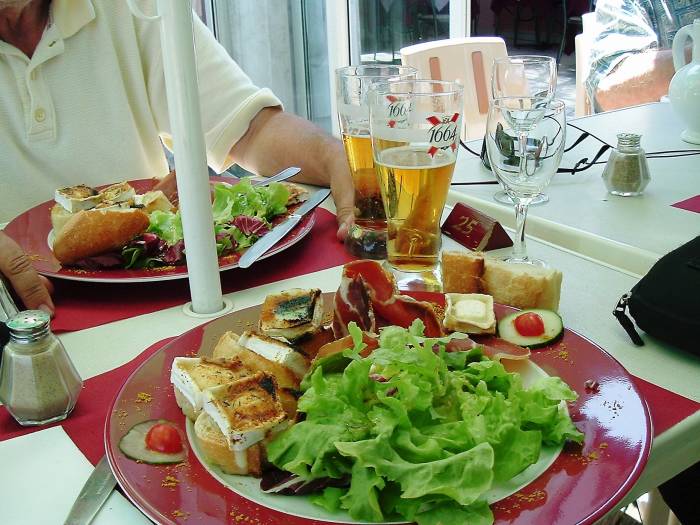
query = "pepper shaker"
xmin=0 ymin=310 xmax=83 ymax=426
xmin=602 ymin=133 xmax=651 ymax=196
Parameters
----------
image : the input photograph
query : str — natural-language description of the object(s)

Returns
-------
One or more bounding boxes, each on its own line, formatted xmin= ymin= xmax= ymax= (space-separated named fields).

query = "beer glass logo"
xmin=426 ymin=113 xmax=460 ymax=156
xmin=385 ymin=95 xmax=411 ymax=128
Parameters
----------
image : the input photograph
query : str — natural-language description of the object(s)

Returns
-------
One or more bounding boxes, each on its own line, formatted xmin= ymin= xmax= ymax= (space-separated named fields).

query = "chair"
xmin=573 ymin=11 xmax=596 ymax=116
xmin=400 ymin=37 xmax=508 ymax=141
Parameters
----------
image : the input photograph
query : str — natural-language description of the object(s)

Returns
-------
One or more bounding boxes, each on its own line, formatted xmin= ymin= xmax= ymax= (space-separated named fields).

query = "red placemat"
xmin=671 ymin=195 xmax=700 ymax=214
xmin=631 ymin=376 xmax=700 ymax=436
xmin=49 ymin=208 xmax=353 ymax=333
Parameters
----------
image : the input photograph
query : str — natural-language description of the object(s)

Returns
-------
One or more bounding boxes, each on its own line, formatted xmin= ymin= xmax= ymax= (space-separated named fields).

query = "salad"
xmin=266 ymin=321 xmax=584 ymax=525
xmin=122 ymin=178 xmax=289 ymax=268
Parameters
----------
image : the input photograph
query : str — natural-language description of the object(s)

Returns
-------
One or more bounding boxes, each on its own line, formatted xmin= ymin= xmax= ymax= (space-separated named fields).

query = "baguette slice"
xmin=441 ymin=251 xmax=485 ymax=294
xmin=52 ymin=208 xmax=149 ymax=264
xmin=194 ymin=412 xmax=264 ymax=476
xmin=481 ymin=259 xmax=562 ymax=311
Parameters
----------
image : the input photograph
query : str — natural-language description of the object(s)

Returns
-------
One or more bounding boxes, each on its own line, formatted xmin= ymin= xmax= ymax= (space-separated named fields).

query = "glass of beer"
xmin=336 ymin=65 xmax=417 ymax=259
xmin=369 ymin=79 xmax=463 ymax=288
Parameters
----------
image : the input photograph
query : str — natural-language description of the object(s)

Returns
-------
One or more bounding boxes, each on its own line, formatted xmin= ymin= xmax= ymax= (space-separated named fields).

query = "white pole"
xmin=156 ymin=0 xmax=224 ymax=314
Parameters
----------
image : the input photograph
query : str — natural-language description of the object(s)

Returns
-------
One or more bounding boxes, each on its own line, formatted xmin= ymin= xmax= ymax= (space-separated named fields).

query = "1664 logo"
xmin=426 ymin=113 xmax=460 ymax=156
xmin=386 ymin=95 xmax=411 ymax=128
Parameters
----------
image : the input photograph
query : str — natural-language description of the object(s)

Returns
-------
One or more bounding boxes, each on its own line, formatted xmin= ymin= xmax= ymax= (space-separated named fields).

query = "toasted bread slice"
xmin=441 ymin=251 xmax=484 ymax=294
xmin=213 ymin=332 xmax=299 ymax=389
xmin=282 ymin=182 xmax=309 ymax=205
xmin=99 ymin=181 xmax=136 ymax=204
xmin=238 ymin=331 xmax=309 ymax=378
xmin=194 ymin=412 xmax=263 ymax=476
xmin=482 ymin=259 xmax=562 ymax=311
xmin=203 ymin=372 xmax=287 ymax=451
xmin=259 ymin=289 xmax=323 ymax=342
xmin=54 ymin=184 xmax=101 ymax=213
xmin=171 ymin=357 xmax=253 ymax=420
xmin=213 ymin=332 xmax=300 ymax=419
xmin=52 ymin=208 xmax=149 ymax=264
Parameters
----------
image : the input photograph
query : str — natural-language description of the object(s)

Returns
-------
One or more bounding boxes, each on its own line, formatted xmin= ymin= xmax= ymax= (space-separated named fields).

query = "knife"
xmin=238 ymin=188 xmax=331 ymax=269
xmin=251 ymin=166 xmax=301 ymax=187
xmin=64 ymin=455 xmax=117 ymax=525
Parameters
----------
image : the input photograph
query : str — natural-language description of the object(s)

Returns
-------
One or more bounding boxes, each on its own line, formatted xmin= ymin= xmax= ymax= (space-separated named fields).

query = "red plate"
xmin=3 ymin=177 xmax=315 ymax=283
xmin=105 ymin=293 xmax=651 ymax=525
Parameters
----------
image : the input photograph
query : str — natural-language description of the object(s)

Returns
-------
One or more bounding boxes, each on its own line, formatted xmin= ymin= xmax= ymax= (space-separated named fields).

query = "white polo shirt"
xmin=0 ymin=0 xmax=281 ymax=223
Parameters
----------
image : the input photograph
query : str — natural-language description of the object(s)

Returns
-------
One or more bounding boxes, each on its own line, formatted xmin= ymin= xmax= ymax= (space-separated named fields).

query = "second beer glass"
xmin=336 ymin=65 xmax=416 ymax=259
xmin=369 ymin=80 xmax=463 ymax=289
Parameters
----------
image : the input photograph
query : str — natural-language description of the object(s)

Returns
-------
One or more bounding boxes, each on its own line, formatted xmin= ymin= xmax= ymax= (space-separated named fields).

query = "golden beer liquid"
xmin=375 ymin=146 xmax=456 ymax=271
xmin=341 ymin=133 xmax=385 ymax=229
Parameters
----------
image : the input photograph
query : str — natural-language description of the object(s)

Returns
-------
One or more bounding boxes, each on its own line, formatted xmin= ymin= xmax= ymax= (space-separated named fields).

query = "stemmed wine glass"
xmin=490 ymin=56 xmax=557 ymax=206
xmin=485 ymin=98 xmax=566 ymax=266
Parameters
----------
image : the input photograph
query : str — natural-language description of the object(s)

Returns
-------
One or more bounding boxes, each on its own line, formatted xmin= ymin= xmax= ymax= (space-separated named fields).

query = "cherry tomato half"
xmin=513 ymin=312 xmax=545 ymax=337
xmin=145 ymin=423 xmax=183 ymax=454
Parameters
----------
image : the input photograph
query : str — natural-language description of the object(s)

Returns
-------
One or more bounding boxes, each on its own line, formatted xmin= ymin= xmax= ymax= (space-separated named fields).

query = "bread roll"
xmin=481 ymin=259 xmax=562 ymax=311
xmin=194 ymin=412 xmax=263 ymax=476
xmin=53 ymin=208 xmax=149 ymax=264
xmin=50 ymin=204 xmax=74 ymax=235
xmin=442 ymin=251 xmax=485 ymax=293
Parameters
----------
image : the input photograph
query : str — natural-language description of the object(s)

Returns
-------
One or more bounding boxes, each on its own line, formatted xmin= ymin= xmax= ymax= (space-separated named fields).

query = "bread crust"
xmin=194 ymin=412 xmax=263 ymax=476
xmin=53 ymin=208 xmax=149 ymax=264
xmin=442 ymin=251 xmax=484 ymax=293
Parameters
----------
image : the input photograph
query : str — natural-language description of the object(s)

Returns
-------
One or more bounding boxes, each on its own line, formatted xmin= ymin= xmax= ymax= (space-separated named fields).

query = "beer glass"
xmin=336 ymin=65 xmax=417 ymax=259
xmin=490 ymin=55 xmax=556 ymax=206
xmin=369 ymin=79 xmax=463 ymax=287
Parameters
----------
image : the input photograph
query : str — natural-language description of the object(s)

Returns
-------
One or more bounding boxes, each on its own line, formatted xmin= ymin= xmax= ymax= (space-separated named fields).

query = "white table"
xmin=451 ymin=102 xmax=700 ymax=276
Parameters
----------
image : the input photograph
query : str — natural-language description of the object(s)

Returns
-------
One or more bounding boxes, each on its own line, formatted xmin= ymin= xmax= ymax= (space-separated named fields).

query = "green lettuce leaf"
xmin=147 ymin=210 xmax=183 ymax=244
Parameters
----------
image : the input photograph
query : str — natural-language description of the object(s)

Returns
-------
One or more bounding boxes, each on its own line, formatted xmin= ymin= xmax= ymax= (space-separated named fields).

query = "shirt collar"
xmin=50 ymin=0 xmax=95 ymax=39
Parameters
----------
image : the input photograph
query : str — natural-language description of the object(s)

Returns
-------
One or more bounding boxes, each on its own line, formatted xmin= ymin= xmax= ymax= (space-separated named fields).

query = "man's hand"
xmin=0 ymin=231 xmax=54 ymax=314
xmin=229 ymin=107 xmax=355 ymax=241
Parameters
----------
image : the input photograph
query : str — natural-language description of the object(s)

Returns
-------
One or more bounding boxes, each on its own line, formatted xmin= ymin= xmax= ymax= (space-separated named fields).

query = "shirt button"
xmin=34 ymin=108 xmax=46 ymax=122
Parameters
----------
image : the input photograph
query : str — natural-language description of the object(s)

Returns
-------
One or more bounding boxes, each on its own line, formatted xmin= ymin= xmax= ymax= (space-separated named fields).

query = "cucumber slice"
xmin=119 ymin=419 xmax=187 ymax=464
xmin=497 ymin=309 xmax=564 ymax=349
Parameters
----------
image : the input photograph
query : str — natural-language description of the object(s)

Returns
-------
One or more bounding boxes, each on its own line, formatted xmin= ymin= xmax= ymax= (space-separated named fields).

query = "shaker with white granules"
xmin=0 ymin=310 xmax=83 ymax=426
xmin=602 ymin=133 xmax=651 ymax=196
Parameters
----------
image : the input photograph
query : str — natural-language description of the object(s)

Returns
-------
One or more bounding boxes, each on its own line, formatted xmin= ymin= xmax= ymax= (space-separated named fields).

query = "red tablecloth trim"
xmin=2 ymin=333 xmax=699 ymax=467
xmin=49 ymin=208 xmax=352 ymax=333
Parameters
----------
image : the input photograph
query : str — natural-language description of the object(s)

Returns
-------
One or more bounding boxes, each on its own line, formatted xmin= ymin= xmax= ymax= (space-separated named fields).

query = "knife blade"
xmin=251 ymin=166 xmax=301 ymax=187
xmin=64 ymin=455 xmax=117 ymax=525
xmin=238 ymin=188 xmax=331 ymax=269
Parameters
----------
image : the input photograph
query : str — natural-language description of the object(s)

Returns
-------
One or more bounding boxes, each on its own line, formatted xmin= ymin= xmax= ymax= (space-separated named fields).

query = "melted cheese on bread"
xmin=444 ymin=293 xmax=496 ymax=334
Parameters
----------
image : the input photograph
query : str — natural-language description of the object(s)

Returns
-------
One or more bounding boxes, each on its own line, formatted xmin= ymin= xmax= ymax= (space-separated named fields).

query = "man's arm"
xmin=229 ymin=107 xmax=355 ymax=240
xmin=594 ymin=49 xmax=677 ymax=111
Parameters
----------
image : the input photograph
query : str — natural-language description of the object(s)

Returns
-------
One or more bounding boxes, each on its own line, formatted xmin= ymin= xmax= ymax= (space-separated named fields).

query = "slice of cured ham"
xmin=333 ymin=273 xmax=376 ymax=338
xmin=471 ymin=334 xmax=531 ymax=361
xmin=333 ymin=261 xmax=443 ymax=338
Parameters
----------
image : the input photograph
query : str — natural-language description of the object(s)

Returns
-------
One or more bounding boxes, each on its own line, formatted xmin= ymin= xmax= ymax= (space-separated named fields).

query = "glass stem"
xmin=512 ymin=200 xmax=529 ymax=261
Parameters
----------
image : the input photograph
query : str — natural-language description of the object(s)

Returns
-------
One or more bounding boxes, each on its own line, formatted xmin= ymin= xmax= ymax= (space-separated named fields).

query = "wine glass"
xmin=490 ymin=55 xmax=557 ymax=206
xmin=486 ymin=98 xmax=566 ymax=266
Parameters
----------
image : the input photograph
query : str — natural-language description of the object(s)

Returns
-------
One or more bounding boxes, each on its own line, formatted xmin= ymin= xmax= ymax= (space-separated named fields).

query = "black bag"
xmin=614 ymin=236 xmax=700 ymax=354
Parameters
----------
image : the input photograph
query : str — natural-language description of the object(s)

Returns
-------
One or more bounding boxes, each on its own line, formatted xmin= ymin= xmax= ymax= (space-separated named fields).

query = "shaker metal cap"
xmin=6 ymin=310 xmax=50 ymax=340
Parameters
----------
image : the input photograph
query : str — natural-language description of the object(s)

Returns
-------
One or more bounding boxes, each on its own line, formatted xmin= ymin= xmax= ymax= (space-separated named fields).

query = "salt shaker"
xmin=0 ymin=310 xmax=83 ymax=426
xmin=602 ymin=133 xmax=651 ymax=196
